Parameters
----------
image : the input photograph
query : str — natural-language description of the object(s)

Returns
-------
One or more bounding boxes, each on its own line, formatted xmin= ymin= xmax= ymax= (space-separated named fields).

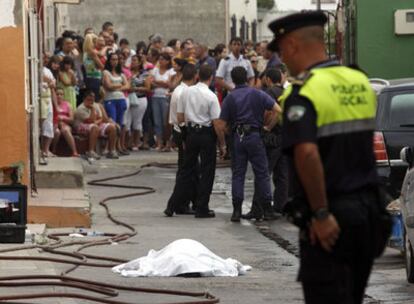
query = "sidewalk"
xmin=28 ymin=157 xmax=90 ymax=228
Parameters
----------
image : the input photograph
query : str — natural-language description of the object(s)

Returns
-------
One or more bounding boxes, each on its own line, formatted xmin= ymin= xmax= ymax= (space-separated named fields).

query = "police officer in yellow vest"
xmin=268 ymin=11 xmax=389 ymax=304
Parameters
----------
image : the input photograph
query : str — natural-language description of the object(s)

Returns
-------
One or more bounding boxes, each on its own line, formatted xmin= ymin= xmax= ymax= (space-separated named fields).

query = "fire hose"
xmin=0 ymin=161 xmax=230 ymax=303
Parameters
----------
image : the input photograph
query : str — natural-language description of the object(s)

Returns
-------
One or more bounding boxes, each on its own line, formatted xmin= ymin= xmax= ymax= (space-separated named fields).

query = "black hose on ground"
xmin=0 ymin=161 xmax=231 ymax=303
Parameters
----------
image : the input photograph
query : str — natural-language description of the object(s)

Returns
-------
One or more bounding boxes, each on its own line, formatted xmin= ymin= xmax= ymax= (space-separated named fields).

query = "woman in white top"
xmin=151 ymin=52 xmax=175 ymax=150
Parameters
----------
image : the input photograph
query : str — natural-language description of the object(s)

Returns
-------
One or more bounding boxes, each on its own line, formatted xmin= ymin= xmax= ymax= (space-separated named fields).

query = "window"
xmin=388 ymin=93 xmax=414 ymax=129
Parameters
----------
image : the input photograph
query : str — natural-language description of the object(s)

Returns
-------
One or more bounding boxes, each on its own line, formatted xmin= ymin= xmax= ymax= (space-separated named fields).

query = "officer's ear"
xmin=281 ymin=34 xmax=300 ymax=58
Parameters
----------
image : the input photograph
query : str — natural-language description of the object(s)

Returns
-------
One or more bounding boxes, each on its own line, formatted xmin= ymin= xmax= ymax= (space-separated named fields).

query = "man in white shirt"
xmin=216 ymin=37 xmax=255 ymax=92
xmin=173 ymin=65 xmax=225 ymax=218
xmin=165 ymin=64 xmax=198 ymax=216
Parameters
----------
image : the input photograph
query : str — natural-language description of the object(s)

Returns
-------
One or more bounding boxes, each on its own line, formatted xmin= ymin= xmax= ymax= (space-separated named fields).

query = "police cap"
xmin=268 ymin=11 xmax=328 ymax=52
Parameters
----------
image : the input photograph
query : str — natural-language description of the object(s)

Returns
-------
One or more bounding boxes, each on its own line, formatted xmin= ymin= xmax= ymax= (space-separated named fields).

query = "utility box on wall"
xmin=395 ymin=9 xmax=414 ymax=35
xmin=341 ymin=0 xmax=414 ymax=79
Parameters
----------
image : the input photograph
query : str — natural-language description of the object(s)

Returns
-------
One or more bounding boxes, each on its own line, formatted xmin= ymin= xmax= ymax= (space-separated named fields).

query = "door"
xmin=26 ymin=5 xmax=42 ymax=192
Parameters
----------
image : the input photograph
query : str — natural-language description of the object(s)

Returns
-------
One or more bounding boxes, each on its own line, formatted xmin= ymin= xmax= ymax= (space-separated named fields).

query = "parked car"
xmin=372 ymin=78 xmax=414 ymax=198
xmin=399 ymin=147 xmax=414 ymax=282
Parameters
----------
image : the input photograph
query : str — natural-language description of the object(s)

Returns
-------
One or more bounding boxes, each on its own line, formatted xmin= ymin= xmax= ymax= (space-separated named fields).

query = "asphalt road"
xmin=3 ymin=151 xmax=413 ymax=303
xmin=86 ymin=152 xmax=414 ymax=304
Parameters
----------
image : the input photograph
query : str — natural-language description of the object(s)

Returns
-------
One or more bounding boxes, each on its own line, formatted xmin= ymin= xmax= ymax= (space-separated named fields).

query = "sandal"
xmin=39 ymin=156 xmax=48 ymax=166
xmin=119 ymin=150 xmax=129 ymax=156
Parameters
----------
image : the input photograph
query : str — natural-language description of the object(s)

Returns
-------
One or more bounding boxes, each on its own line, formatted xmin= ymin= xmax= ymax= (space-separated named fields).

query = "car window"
xmin=388 ymin=93 xmax=414 ymax=129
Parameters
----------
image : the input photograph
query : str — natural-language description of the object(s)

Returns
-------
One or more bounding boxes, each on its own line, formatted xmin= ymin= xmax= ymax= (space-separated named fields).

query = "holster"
xmin=261 ymin=131 xmax=280 ymax=148
xmin=179 ymin=126 xmax=187 ymax=142
xmin=235 ymin=124 xmax=251 ymax=137
xmin=284 ymin=197 xmax=312 ymax=229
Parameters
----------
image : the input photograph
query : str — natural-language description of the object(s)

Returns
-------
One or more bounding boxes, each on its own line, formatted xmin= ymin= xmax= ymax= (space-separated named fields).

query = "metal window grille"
xmin=239 ymin=17 xmax=246 ymax=40
xmin=231 ymin=15 xmax=237 ymax=40
xmin=252 ymin=20 xmax=257 ymax=42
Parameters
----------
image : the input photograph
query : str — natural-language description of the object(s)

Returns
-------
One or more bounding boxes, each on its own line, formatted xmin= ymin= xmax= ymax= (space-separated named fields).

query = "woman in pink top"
xmin=52 ymin=87 xmax=79 ymax=157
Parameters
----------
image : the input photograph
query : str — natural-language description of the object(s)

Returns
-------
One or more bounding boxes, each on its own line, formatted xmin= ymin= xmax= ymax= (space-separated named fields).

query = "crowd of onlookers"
xmin=39 ymin=21 xmax=285 ymax=164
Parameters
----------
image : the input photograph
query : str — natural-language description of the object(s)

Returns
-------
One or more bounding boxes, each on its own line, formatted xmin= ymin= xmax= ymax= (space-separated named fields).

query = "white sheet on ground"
xmin=112 ymin=239 xmax=252 ymax=277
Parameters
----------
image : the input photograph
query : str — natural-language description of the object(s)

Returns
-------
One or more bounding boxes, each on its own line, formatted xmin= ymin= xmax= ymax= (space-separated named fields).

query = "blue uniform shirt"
xmin=266 ymin=54 xmax=283 ymax=69
xmin=220 ymin=85 xmax=275 ymax=128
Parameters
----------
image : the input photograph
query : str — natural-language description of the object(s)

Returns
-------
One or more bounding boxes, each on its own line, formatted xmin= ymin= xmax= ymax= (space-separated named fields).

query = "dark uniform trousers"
xmin=299 ymin=188 xmax=378 ymax=304
xmin=172 ymin=129 xmax=185 ymax=173
xmin=172 ymin=126 xmax=217 ymax=214
xmin=165 ymin=129 xmax=197 ymax=213
xmin=232 ymin=132 xmax=272 ymax=206
xmin=252 ymin=144 xmax=289 ymax=214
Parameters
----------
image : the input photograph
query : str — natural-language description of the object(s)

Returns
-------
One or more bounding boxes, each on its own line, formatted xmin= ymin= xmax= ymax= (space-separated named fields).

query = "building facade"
xmin=229 ymin=0 xmax=258 ymax=42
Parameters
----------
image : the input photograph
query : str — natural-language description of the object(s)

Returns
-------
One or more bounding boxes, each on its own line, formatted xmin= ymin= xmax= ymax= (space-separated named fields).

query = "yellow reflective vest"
xmin=279 ymin=66 xmax=377 ymax=138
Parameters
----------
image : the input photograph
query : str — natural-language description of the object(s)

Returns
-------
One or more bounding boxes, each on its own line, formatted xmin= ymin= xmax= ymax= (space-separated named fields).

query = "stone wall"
xmin=63 ymin=0 xmax=227 ymax=47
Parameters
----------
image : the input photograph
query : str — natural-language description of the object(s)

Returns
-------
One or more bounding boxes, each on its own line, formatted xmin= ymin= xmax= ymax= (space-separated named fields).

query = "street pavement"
xmin=0 ymin=151 xmax=413 ymax=303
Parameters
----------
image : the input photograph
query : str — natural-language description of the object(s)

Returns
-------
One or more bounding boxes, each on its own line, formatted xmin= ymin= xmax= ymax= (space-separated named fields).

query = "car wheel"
xmin=404 ymin=230 xmax=414 ymax=283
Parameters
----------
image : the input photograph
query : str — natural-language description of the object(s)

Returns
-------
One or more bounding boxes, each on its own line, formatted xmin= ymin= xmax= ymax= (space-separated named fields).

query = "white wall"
xmin=258 ymin=0 xmax=339 ymax=42
xmin=230 ymin=0 xmax=258 ymax=24
xmin=258 ymin=9 xmax=290 ymax=42
xmin=275 ymin=0 xmax=338 ymax=11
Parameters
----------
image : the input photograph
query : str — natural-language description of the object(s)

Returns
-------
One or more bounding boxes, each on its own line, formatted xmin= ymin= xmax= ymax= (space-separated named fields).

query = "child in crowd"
xmin=58 ymin=56 xmax=78 ymax=111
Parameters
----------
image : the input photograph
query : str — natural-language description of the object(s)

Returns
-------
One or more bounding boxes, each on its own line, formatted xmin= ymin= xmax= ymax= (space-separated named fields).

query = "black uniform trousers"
xmin=269 ymin=147 xmax=289 ymax=212
xmin=165 ymin=129 xmax=198 ymax=213
xmin=173 ymin=129 xmax=185 ymax=173
xmin=170 ymin=126 xmax=217 ymax=214
xmin=299 ymin=188 xmax=378 ymax=304
xmin=251 ymin=145 xmax=289 ymax=214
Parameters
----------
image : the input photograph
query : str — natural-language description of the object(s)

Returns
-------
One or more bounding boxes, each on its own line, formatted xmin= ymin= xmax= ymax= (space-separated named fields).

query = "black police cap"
xmin=268 ymin=11 xmax=328 ymax=52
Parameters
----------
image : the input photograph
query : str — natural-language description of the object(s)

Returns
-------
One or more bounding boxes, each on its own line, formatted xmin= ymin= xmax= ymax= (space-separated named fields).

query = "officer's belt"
xmin=234 ymin=124 xmax=261 ymax=133
xmin=187 ymin=123 xmax=212 ymax=131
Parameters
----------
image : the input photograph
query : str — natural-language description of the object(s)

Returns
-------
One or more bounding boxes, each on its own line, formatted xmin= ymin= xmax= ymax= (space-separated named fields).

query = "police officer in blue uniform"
xmin=244 ymin=68 xmax=289 ymax=220
xmin=216 ymin=67 xmax=280 ymax=222
xmin=268 ymin=11 xmax=390 ymax=304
